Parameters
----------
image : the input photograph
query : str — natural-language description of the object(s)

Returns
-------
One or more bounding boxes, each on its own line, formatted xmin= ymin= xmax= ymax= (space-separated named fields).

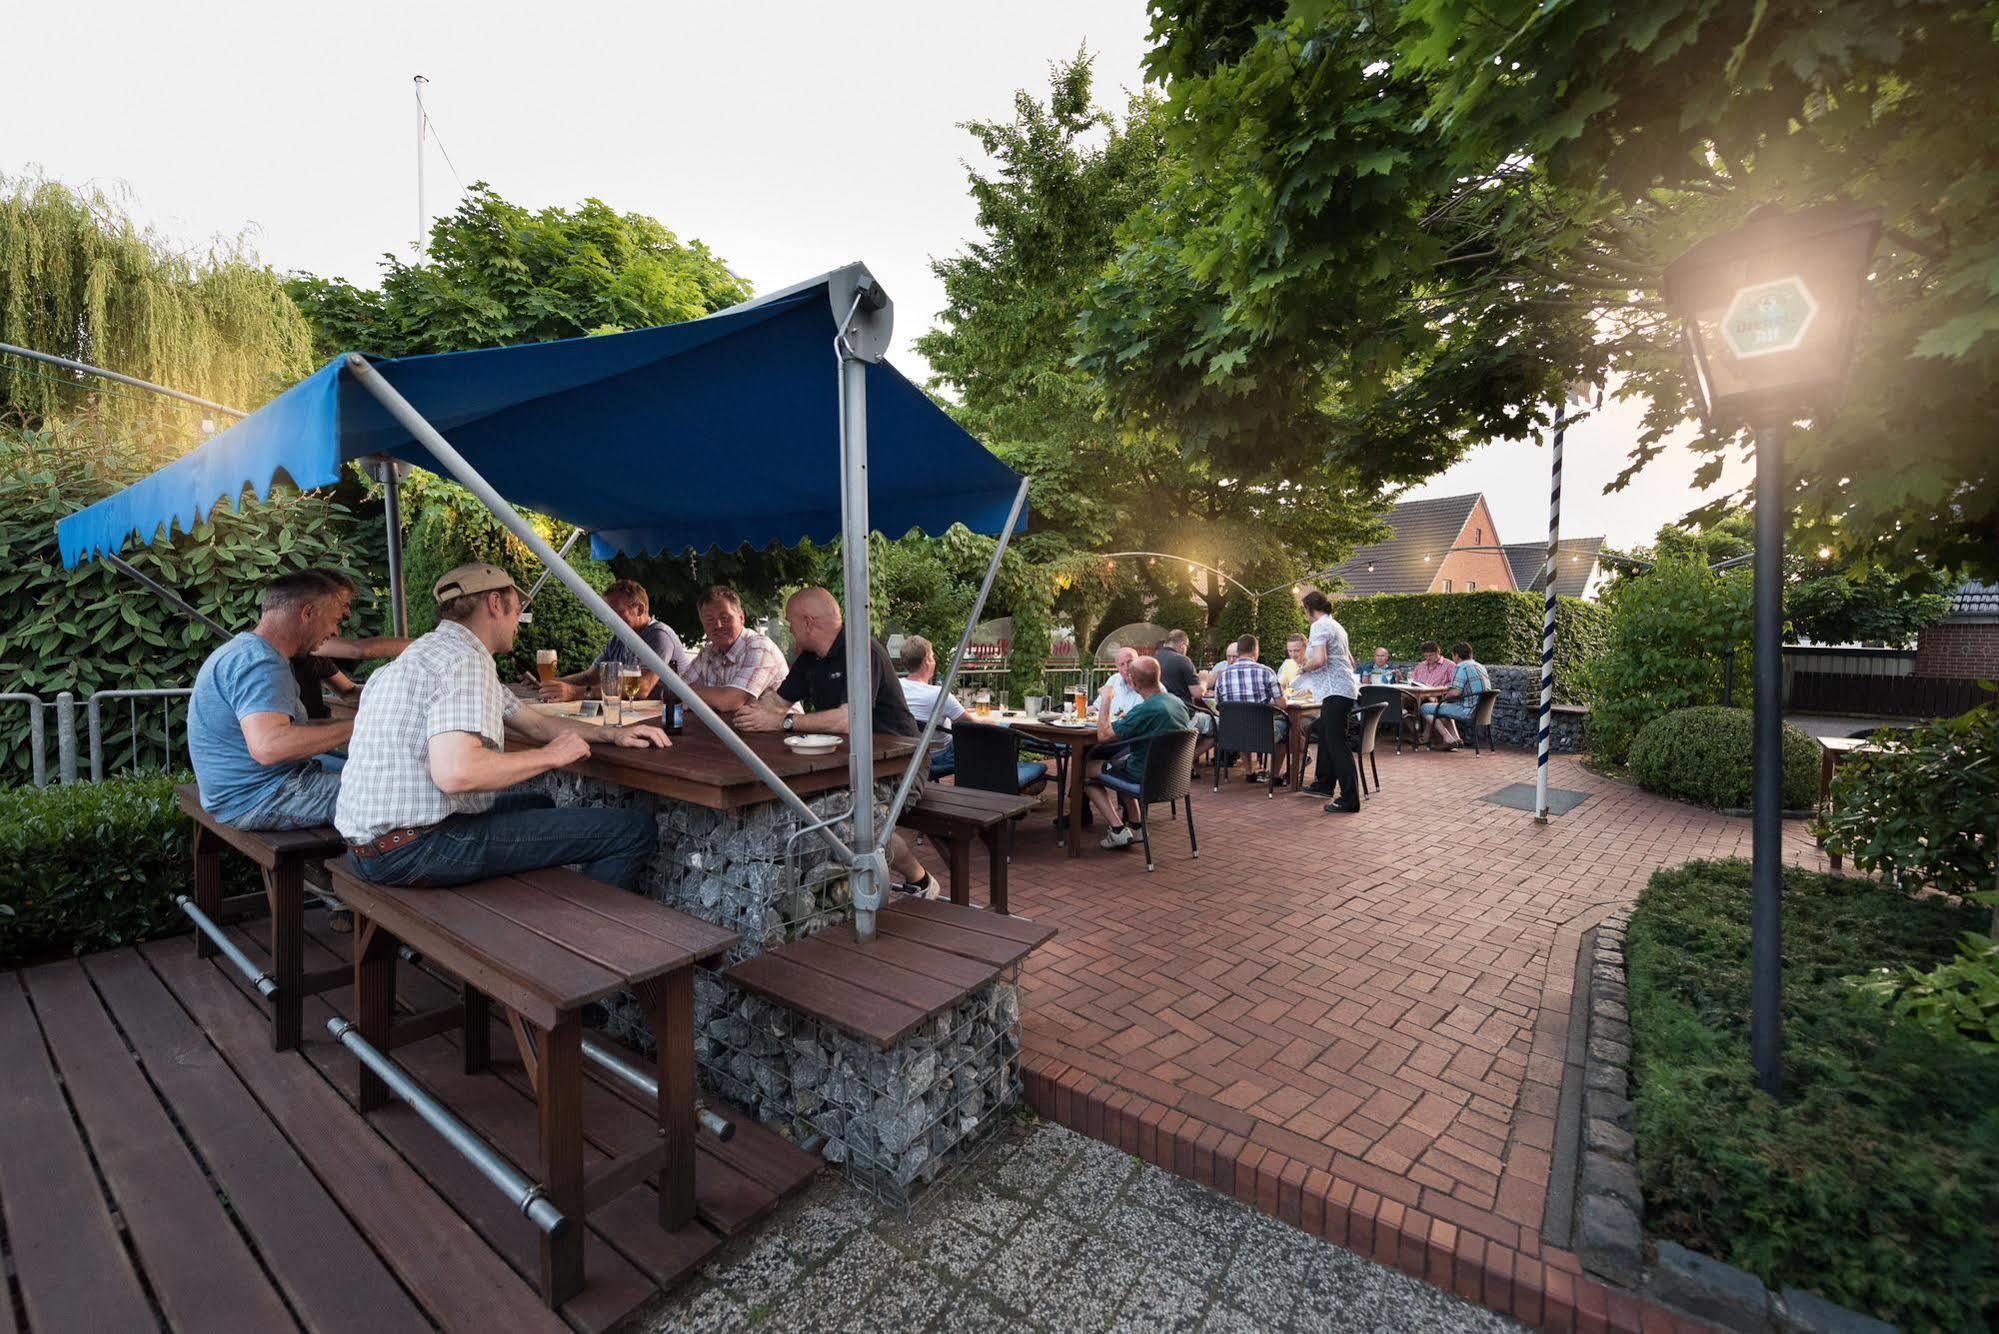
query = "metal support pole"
xmin=879 ymin=476 xmax=1031 ymax=841
xmin=836 ymin=348 xmax=885 ymax=941
xmin=379 ymin=458 xmax=409 ymax=637
xmin=579 ymin=1038 xmax=735 ymax=1140
xmin=0 ymin=340 xmax=247 ymax=418
xmin=343 ymin=356 xmax=854 ymax=866
xmin=87 ymin=694 xmax=104 ymax=783
xmin=55 ymin=691 xmax=77 ymax=784
xmin=328 ymin=1017 xmax=569 ymax=1237
xmin=1751 ymin=421 xmax=1786 ymax=1098
xmin=175 ymin=896 xmax=279 ymax=998
xmin=522 ymin=528 xmax=585 ymax=610
xmin=1722 ymin=649 xmax=1737 ymax=708
xmin=1535 ymin=401 xmax=1569 ymax=823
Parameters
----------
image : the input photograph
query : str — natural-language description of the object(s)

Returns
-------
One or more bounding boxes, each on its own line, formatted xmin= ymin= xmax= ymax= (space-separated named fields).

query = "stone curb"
xmin=1581 ymin=915 xmax=1898 ymax=1334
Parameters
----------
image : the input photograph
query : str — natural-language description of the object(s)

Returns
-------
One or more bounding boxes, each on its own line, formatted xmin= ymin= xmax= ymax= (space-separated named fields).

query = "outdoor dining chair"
xmin=1212 ymin=701 xmax=1284 ymax=796
xmin=1355 ymin=684 xmax=1408 ymax=754
xmin=1354 ymin=701 xmax=1389 ymax=798
xmin=1466 ymin=691 xmax=1499 ymax=755
xmin=949 ymin=721 xmax=1051 ymax=796
xmin=1088 ymin=728 xmax=1199 ymax=872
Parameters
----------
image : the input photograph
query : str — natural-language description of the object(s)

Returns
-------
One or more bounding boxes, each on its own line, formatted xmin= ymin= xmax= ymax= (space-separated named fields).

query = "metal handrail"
xmin=86 ymin=688 xmax=192 ymax=782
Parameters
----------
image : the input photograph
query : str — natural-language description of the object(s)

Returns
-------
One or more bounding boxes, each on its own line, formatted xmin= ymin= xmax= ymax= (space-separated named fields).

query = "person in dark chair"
xmin=1081 ymin=656 xmax=1189 ymax=850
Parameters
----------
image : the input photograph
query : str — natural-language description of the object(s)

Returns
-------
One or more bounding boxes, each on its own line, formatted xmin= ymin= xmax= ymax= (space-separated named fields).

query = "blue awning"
xmin=57 ymin=266 xmax=1026 ymax=567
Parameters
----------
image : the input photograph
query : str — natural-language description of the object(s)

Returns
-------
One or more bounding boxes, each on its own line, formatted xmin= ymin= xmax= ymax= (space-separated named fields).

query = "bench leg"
xmin=265 ymin=858 xmax=305 ymax=1051
xmin=463 ymin=987 xmax=491 ymax=1075
xmin=192 ymin=825 xmax=222 ymax=961
xmin=354 ymin=920 xmax=398 ymax=1113
xmin=634 ymin=968 xmax=696 ymax=1232
xmin=536 ymin=1013 xmax=585 ymax=1307
xmin=981 ymin=824 xmax=1012 ymax=915
xmin=946 ymin=835 xmax=973 ymax=907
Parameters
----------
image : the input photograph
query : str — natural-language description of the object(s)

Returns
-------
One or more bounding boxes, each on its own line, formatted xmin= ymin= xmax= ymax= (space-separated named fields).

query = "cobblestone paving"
xmin=641 ymin=1119 xmax=1521 ymax=1333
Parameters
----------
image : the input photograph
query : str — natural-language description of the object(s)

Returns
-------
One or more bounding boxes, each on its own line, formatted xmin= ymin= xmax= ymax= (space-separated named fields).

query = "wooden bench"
xmin=324 ymin=861 xmax=737 ymax=1309
xmin=177 ymin=784 xmax=348 ymax=1051
xmin=904 ymin=785 xmax=1037 ymax=913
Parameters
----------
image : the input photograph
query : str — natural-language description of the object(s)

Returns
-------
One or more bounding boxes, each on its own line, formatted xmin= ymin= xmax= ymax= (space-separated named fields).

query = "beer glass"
xmin=536 ymin=648 xmax=557 ymax=682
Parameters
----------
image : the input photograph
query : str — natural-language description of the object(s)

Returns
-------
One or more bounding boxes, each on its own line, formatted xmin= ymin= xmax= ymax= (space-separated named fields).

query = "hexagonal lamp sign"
xmin=1661 ymin=203 xmax=1881 ymax=429
xmin=1721 ymin=276 xmax=1818 ymax=360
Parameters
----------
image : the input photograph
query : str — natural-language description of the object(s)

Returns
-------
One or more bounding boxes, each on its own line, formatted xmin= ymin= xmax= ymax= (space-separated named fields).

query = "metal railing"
xmin=2 ymin=686 xmax=192 ymax=787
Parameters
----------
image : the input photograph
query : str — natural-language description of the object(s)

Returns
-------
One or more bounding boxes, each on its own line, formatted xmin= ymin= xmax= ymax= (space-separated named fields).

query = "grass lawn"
xmin=1626 ymin=859 xmax=1998 ymax=1333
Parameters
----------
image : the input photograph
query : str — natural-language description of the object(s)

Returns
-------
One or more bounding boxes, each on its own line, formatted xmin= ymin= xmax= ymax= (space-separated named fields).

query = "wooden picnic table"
xmin=1816 ymin=734 xmax=1887 ymax=871
xmin=985 ymin=713 xmax=1105 ymax=858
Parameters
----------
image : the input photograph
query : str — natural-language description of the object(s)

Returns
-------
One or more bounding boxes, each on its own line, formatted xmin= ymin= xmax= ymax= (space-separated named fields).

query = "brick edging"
xmin=1022 ymin=1055 xmax=1715 ymax=1334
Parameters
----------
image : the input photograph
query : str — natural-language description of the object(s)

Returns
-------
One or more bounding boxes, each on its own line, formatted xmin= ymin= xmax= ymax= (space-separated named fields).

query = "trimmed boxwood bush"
xmin=0 ymin=772 xmax=242 ymax=965
xmin=1629 ymin=706 xmax=1819 ymax=809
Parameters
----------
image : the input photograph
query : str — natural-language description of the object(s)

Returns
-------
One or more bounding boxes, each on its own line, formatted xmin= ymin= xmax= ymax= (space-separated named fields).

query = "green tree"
xmin=1586 ymin=557 xmax=1756 ymax=762
xmin=1 ymin=174 xmax=316 ymax=430
xmin=286 ymin=185 xmax=751 ymax=358
xmin=918 ymin=55 xmax=1391 ymax=637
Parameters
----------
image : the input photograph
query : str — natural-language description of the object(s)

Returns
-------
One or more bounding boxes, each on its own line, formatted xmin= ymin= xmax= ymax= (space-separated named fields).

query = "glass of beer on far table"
xmin=535 ymin=648 xmax=557 ymax=683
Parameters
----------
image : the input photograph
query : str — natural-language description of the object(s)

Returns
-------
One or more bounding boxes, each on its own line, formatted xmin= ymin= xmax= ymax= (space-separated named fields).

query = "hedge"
xmin=1628 ymin=706 xmax=1820 ymax=809
xmin=0 ymin=772 xmax=246 ymax=965
xmin=1332 ymin=591 xmax=1608 ymax=704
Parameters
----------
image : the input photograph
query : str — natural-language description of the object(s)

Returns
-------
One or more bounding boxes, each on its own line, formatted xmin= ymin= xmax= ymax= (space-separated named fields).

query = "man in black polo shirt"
xmin=735 ymin=587 xmax=938 ymax=897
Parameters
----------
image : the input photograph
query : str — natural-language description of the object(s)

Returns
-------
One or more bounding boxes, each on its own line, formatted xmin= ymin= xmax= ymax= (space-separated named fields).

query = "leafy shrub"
xmin=1585 ymin=558 xmax=1754 ymax=761
xmin=0 ymin=423 xmax=384 ymax=785
xmin=1332 ymin=590 xmax=1607 ymax=702
xmin=1627 ymin=859 xmax=1999 ymax=1330
xmin=0 ymin=772 xmax=247 ymax=964
xmin=1817 ymin=704 xmax=1997 ymax=899
xmin=1629 ymin=706 xmax=1818 ymax=809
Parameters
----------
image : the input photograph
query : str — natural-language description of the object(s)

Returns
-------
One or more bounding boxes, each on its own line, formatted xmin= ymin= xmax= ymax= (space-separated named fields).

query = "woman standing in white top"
xmin=1297 ymin=589 xmax=1361 ymax=813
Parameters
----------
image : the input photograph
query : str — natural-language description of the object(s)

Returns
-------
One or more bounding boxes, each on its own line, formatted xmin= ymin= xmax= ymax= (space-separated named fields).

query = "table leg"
xmin=462 ymin=986 xmax=490 ymax=1074
xmin=984 ymin=822 xmax=1011 ymax=914
xmin=537 ymin=1013 xmax=585 ymax=1307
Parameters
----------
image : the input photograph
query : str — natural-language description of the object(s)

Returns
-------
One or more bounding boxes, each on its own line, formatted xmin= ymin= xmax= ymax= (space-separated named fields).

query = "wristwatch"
xmin=782 ymin=713 xmax=795 ymax=732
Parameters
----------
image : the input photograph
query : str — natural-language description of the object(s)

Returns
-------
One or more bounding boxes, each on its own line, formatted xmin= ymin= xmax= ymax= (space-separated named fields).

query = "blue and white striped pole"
xmin=1536 ymin=384 xmax=1596 ymax=822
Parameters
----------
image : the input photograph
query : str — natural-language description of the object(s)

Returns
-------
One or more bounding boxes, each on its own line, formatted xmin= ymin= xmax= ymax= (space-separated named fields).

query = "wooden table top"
xmin=327 ymin=696 xmax=918 ymax=812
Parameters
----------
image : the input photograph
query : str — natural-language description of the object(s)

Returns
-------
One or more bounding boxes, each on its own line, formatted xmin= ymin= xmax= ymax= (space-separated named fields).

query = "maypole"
xmin=1535 ymin=384 xmax=1595 ymax=822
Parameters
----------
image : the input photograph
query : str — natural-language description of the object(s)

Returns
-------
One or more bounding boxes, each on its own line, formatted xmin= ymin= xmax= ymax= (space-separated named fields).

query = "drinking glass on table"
xmin=536 ymin=648 xmax=557 ymax=682
xmin=618 ymin=665 xmax=643 ymax=724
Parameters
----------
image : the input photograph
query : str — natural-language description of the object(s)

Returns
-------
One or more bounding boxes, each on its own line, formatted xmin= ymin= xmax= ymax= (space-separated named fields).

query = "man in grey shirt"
xmin=536 ymin=579 xmax=689 ymax=703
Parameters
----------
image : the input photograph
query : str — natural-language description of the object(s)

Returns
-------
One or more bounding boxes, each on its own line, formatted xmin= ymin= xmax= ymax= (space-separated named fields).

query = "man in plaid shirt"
xmin=1211 ymin=634 xmax=1289 ymax=784
xmin=683 ymin=585 xmax=789 ymax=717
xmin=334 ymin=563 xmax=669 ymax=889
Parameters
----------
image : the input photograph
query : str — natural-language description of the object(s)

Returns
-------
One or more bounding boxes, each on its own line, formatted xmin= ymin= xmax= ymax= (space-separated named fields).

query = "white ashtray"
xmin=783 ymin=735 xmax=841 ymax=752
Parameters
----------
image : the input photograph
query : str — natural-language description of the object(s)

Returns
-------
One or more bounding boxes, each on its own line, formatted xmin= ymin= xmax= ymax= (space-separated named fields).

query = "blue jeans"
xmin=1421 ymin=700 xmax=1473 ymax=722
xmin=348 ymin=790 xmax=657 ymax=890
xmin=235 ymin=762 xmax=343 ymax=831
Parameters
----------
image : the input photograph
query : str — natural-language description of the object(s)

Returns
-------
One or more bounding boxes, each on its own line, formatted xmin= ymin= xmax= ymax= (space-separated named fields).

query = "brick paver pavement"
xmin=913 ymin=750 xmax=1828 ymax=1330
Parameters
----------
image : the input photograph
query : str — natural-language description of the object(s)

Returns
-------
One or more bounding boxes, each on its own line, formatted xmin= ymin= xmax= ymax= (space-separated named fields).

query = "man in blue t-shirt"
xmin=1084 ymin=655 xmax=1191 ymax=850
xmin=187 ymin=569 xmax=356 ymax=829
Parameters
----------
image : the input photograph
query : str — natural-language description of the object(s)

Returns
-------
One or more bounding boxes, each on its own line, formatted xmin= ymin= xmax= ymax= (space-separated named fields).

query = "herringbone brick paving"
xmin=914 ymin=750 xmax=1829 ymax=1332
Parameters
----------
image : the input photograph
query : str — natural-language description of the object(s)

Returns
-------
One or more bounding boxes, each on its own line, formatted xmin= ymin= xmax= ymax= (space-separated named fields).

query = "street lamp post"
xmin=1661 ymin=203 xmax=1881 ymax=1097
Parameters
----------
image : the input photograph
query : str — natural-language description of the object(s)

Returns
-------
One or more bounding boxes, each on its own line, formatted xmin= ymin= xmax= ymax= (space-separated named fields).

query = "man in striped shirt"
xmin=1211 ymin=634 xmax=1289 ymax=784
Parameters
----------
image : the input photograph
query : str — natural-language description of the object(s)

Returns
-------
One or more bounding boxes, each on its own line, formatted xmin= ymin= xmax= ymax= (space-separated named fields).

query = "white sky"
xmin=9 ymin=0 xmax=1740 ymax=549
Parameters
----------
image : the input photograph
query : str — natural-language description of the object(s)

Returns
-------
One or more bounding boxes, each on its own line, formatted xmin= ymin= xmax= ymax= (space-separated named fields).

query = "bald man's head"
xmin=784 ymin=586 xmax=843 ymax=656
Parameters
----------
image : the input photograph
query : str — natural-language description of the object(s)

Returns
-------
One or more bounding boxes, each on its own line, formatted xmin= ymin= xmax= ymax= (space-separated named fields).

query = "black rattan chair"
xmin=1466 ymin=691 xmax=1499 ymax=755
xmin=1088 ymin=728 xmax=1199 ymax=872
xmin=1212 ymin=701 xmax=1284 ymax=796
xmin=1356 ymin=684 xmax=1407 ymax=755
xmin=949 ymin=721 xmax=1050 ymax=795
xmin=1354 ymin=701 xmax=1388 ymax=797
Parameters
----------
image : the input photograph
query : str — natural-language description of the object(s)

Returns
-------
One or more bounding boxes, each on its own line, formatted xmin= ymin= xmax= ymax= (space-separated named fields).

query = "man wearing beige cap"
xmin=334 ymin=563 xmax=668 ymax=889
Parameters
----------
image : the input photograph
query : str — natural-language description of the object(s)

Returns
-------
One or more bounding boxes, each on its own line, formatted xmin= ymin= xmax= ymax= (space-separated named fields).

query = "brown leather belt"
xmin=346 ymin=826 xmax=431 ymax=858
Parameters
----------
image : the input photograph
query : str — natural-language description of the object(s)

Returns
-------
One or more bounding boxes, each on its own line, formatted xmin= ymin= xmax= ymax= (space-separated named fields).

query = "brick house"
xmin=1915 ymin=581 xmax=1999 ymax=679
xmin=1322 ymin=493 xmax=1609 ymax=599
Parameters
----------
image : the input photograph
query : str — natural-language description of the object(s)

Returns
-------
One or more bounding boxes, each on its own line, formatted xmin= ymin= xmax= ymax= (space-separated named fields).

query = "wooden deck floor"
xmin=0 ymin=911 xmax=821 ymax=1333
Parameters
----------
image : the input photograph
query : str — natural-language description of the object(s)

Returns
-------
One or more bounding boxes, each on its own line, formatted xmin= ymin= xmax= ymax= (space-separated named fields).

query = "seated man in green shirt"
xmin=1084 ymin=654 xmax=1191 ymax=850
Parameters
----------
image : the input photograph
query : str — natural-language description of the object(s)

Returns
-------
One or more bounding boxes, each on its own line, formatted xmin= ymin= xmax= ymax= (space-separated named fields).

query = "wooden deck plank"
xmin=288 ymin=915 xmax=788 ymax=1247
xmin=23 ymin=961 xmax=297 ymax=1334
xmin=84 ymin=949 xmax=432 ymax=1334
xmin=0 ymin=974 xmax=156 ymax=1334
xmin=725 ymin=952 xmax=929 ymax=1048
xmin=213 ymin=925 xmax=685 ymax=1332
xmin=883 ymin=895 xmax=1057 ymax=948
xmin=141 ymin=941 xmax=569 ymax=1334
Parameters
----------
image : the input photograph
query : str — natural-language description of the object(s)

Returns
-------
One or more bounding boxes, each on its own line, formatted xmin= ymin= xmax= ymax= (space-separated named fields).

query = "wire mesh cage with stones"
xmin=542 ymin=771 xmax=901 ymax=963
xmin=694 ymin=968 xmax=1025 ymax=1207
